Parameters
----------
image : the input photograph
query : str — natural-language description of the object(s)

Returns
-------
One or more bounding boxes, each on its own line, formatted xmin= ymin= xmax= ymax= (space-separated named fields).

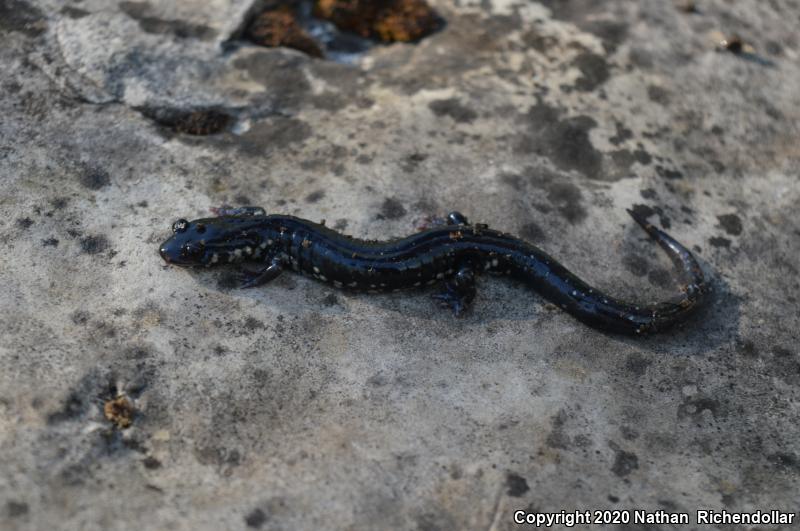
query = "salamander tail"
xmin=626 ymin=208 xmax=709 ymax=324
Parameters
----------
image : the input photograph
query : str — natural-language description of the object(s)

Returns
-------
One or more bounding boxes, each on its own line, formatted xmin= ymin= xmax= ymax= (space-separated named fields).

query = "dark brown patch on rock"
xmin=572 ymin=52 xmax=610 ymax=92
xmin=313 ymin=0 xmax=443 ymax=43
xmin=238 ymin=117 xmax=312 ymax=156
xmin=377 ymin=197 xmax=407 ymax=219
xmin=80 ymin=235 xmax=110 ymax=255
xmin=80 ymin=166 xmax=111 ymax=190
xmin=247 ymin=8 xmax=324 ymax=58
xmin=138 ymin=107 xmax=232 ymax=135
xmin=104 ymin=396 xmax=134 ymax=429
xmin=505 ymin=472 xmax=530 ymax=497
xmin=717 ymin=213 xmax=742 ymax=236
xmin=611 ymin=449 xmax=638 ymax=477
xmin=245 ymin=508 xmax=267 ymax=528
xmin=516 ymin=102 xmax=603 ymax=180
xmin=709 ymin=236 xmax=731 ymax=248
xmin=428 ymin=98 xmax=477 ymax=123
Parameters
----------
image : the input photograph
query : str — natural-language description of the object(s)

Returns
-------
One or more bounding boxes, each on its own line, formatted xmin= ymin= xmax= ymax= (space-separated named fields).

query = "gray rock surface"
xmin=2 ymin=0 xmax=799 ymax=529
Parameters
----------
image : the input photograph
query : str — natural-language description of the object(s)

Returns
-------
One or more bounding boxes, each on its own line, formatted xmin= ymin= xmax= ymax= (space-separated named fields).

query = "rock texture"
xmin=1 ymin=0 xmax=799 ymax=530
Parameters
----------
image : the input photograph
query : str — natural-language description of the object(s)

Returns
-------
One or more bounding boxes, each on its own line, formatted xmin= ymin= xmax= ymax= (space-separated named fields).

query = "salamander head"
xmin=159 ymin=217 xmax=265 ymax=267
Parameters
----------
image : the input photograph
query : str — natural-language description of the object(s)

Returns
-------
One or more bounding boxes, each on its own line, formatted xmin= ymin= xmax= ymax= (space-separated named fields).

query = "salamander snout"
xmin=159 ymin=218 xmax=210 ymax=266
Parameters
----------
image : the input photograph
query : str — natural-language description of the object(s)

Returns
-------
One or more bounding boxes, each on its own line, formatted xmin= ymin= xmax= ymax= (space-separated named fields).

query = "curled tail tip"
xmin=626 ymin=208 xmax=658 ymax=235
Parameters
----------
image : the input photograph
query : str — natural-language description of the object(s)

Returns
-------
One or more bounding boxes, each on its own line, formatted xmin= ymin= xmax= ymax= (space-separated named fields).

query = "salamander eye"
xmin=195 ymin=223 xmax=206 ymax=234
xmin=172 ymin=219 xmax=189 ymax=233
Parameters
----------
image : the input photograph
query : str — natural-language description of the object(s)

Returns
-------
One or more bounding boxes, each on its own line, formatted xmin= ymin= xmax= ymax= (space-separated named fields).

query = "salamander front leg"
xmin=432 ymin=265 xmax=477 ymax=316
xmin=239 ymin=256 xmax=284 ymax=288
xmin=416 ymin=211 xmax=470 ymax=231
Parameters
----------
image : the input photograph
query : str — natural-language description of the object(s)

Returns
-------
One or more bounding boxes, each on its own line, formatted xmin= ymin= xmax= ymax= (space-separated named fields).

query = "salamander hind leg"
xmin=431 ymin=265 xmax=477 ymax=316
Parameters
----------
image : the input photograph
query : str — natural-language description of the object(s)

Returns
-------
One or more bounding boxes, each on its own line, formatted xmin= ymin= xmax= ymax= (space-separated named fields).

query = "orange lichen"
xmin=313 ymin=0 xmax=442 ymax=43
xmin=104 ymin=396 xmax=134 ymax=429
xmin=247 ymin=8 xmax=324 ymax=58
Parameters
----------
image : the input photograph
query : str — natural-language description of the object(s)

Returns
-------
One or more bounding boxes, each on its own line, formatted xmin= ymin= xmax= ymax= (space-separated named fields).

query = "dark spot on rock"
xmin=608 ymin=495 xmax=619 ymax=503
xmin=572 ymin=52 xmax=610 ymax=92
xmin=647 ymin=85 xmax=671 ymax=105
xmin=620 ymin=426 xmax=639 ymax=441
xmin=499 ymin=172 xmax=523 ymax=191
xmin=585 ymin=20 xmax=628 ymax=54
xmin=655 ymin=165 xmax=683 ymax=180
xmin=334 ymin=218 xmax=348 ymax=230
xmin=773 ymin=346 xmax=793 ymax=358
xmin=519 ymin=221 xmax=545 ymax=243
xmin=245 ymin=508 xmax=268 ymax=528
xmin=640 ymin=188 xmax=657 ymax=200
xmin=630 ymin=203 xmax=670 ymax=228
xmin=42 ymin=237 xmax=59 ymax=247
xmin=143 ymin=456 xmax=162 ymax=469
xmin=47 ymin=371 xmax=101 ymax=424
xmin=516 ymin=102 xmax=603 ymax=180
xmin=125 ymin=345 xmax=151 ymax=360
xmin=678 ymin=397 xmax=721 ymax=420
xmin=633 ymin=150 xmax=652 ymax=165
xmin=234 ymin=52 xmax=311 ymax=109
xmin=61 ymin=6 xmax=90 ymax=18
xmin=120 ymin=2 xmax=216 ymax=39
xmin=717 ymin=214 xmax=742 ymax=236
xmin=243 ymin=316 xmax=265 ymax=332
xmin=622 ymin=253 xmax=648 ymax=277
xmin=428 ymin=98 xmax=477 ymax=123
xmin=378 ymin=197 xmax=406 ymax=220
xmin=543 ymin=181 xmax=586 ymax=224
xmin=71 ymin=310 xmax=90 ymax=325
xmin=709 ymin=236 xmax=731 ymax=248
xmin=322 ymin=293 xmax=339 ymax=306
xmin=609 ymin=122 xmax=633 ymax=145
xmin=611 ymin=449 xmax=638 ymax=477
xmin=80 ymin=235 xmax=110 ymax=255
xmin=137 ymin=107 xmax=231 ymax=135
xmin=238 ymin=117 xmax=312 ymax=156
xmin=767 ymin=452 xmax=800 ymax=472
xmin=625 ymin=354 xmax=651 ymax=377
xmin=218 ymin=274 xmax=240 ymax=290
xmin=736 ymin=339 xmax=758 ymax=357
xmin=0 ymin=0 xmax=46 ymax=37
xmin=15 ymin=217 xmax=33 ymax=229
xmin=400 ymin=152 xmax=428 ymax=173
xmin=505 ymin=472 xmax=530 ymax=497
xmin=6 ymin=500 xmax=28 ymax=518
xmin=545 ymin=410 xmax=569 ymax=449
xmin=79 ymin=166 xmax=111 ymax=190
xmin=194 ymin=444 xmax=241 ymax=468
xmin=51 ymin=197 xmax=68 ymax=209
xmin=305 ymin=190 xmax=325 ymax=203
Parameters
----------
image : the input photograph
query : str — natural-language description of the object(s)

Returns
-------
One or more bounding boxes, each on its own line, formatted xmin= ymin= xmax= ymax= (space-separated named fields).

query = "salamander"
xmin=159 ymin=206 xmax=709 ymax=335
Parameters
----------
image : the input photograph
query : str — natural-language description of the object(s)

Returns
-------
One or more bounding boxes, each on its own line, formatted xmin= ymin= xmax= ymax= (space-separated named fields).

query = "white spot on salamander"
xmin=313 ymin=266 xmax=320 ymax=273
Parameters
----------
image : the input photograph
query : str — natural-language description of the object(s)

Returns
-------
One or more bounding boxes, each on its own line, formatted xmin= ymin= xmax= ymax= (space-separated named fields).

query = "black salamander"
xmin=159 ymin=206 xmax=708 ymax=335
